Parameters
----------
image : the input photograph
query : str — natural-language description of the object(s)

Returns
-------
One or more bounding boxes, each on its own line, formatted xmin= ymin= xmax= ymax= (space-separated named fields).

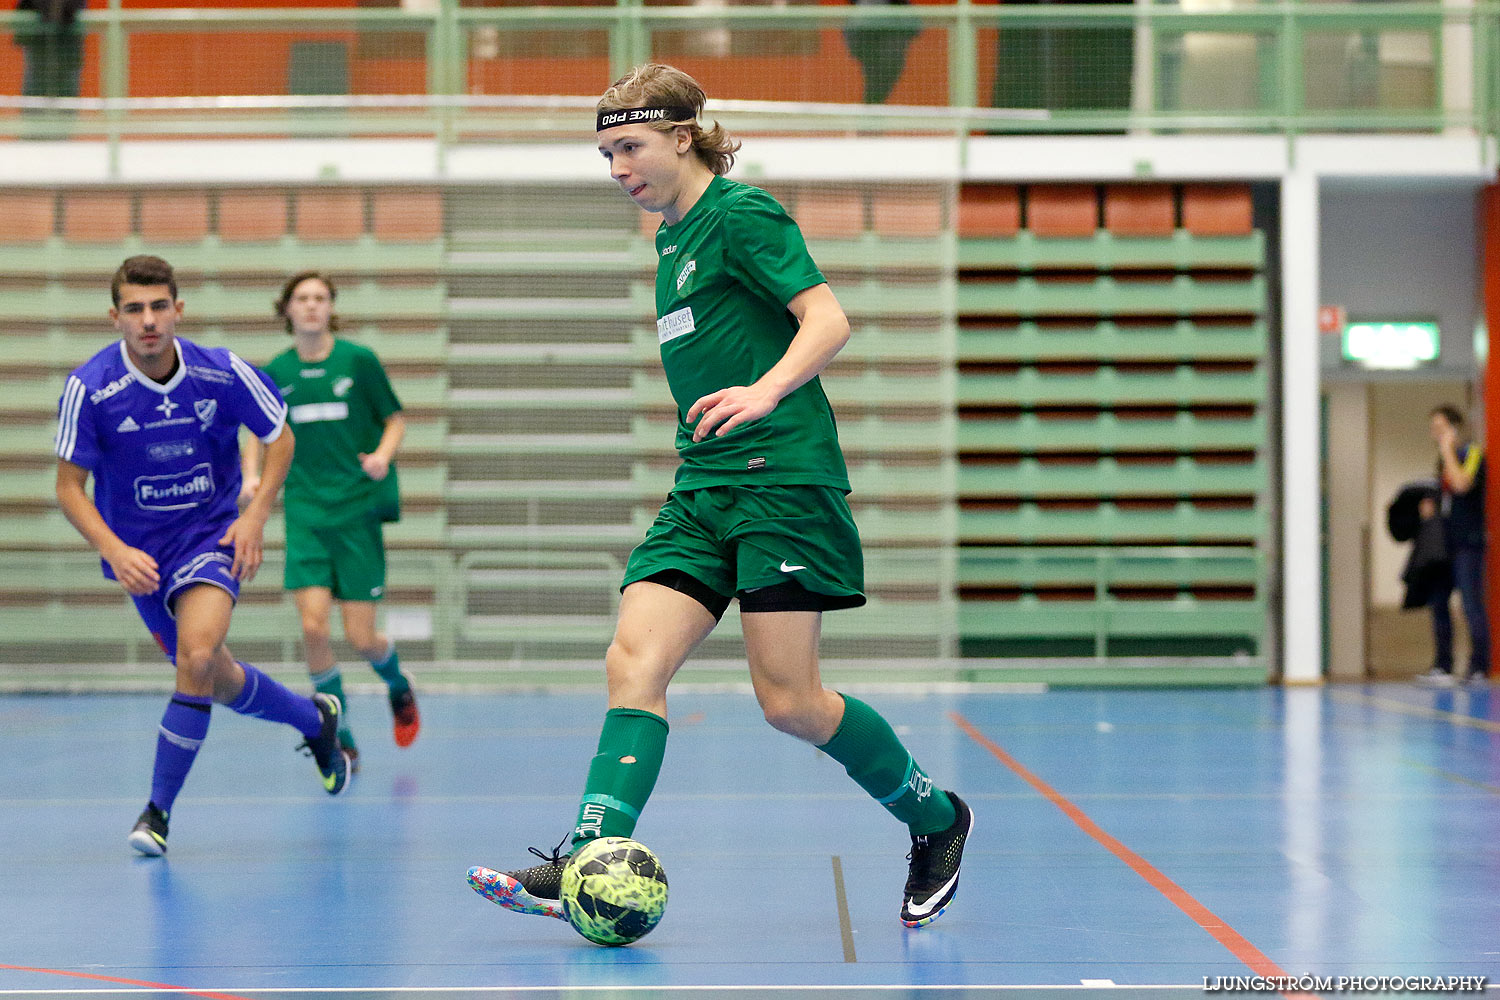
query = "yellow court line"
xmin=1402 ymin=759 xmax=1500 ymax=795
xmin=1332 ymin=690 xmax=1500 ymax=734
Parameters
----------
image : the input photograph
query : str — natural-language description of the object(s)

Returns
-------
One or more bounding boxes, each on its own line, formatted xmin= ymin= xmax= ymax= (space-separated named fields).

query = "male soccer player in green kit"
xmin=243 ymin=272 xmax=419 ymax=770
xmin=468 ymin=64 xmax=972 ymax=928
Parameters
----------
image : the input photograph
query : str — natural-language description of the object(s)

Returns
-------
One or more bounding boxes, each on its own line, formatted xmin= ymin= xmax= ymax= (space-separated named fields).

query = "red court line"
xmin=0 ymin=963 xmax=253 ymax=999
xmin=949 ymin=711 xmax=1313 ymax=999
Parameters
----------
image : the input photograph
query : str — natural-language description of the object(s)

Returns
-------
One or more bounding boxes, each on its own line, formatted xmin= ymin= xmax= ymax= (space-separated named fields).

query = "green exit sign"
xmin=1342 ymin=321 xmax=1440 ymax=369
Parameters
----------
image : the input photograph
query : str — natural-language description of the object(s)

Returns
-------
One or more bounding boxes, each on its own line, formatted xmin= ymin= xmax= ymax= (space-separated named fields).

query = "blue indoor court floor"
xmin=2 ymin=684 xmax=1498 ymax=999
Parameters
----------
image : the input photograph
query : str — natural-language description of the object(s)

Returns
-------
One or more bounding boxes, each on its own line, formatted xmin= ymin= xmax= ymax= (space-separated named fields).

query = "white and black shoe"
xmin=901 ymin=791 xmax=973 ymax=927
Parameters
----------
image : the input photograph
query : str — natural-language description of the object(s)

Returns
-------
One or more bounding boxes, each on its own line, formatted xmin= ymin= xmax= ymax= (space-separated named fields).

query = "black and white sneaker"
xmin=298 ymin=693 xmax=351 ymax=795
xmin=901 ymin=791 xmax=973 ymax=927
xmin=468 ymin=836 xmax=570 ymax=920
xmin=128 ymin=802 xmax=169 ymax=857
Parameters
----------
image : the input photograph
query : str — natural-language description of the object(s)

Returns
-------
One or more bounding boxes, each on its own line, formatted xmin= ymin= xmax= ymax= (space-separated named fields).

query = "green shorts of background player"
xmin=243 ymin=271 xmax=419 ymax=770
xmin=468 ymin=62 xmax=972 ymax=930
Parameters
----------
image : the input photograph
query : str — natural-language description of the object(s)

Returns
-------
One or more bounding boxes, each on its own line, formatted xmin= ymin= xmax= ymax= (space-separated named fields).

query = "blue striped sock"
xmin=227 ymin=661 xmax=321 ymax=738
xmin=150 ymin=693 xmax=211 ymax=815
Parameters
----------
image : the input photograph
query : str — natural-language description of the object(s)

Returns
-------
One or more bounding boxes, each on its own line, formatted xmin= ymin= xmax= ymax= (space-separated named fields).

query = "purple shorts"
xmin=131 ymin=540 xmax=241 ymax=664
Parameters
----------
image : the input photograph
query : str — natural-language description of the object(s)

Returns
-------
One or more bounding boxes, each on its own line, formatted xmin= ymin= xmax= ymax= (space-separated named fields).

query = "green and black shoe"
xmin=298 ymin=693 xmax=351 ymax=794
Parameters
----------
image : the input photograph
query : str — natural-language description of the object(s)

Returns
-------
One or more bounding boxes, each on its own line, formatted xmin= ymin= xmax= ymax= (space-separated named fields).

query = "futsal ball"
xmin=560 ymin=837 xmax=669 ymax=946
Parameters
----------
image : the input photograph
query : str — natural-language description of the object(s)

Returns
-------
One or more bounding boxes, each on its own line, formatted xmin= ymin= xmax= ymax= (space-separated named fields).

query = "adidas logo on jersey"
xmin=117 ymin=416 xmax=140 ymax=432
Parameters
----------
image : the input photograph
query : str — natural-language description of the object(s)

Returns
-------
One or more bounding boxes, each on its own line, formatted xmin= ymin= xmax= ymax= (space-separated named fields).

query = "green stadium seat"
xmin=804 ymin=235 xmax=948 ymax=269
xmin=957 ymin=320 xmax=1267 ymax=364
xmin=0 ymin=467 xmax=55 ymax=500
xmin=958 ymin=545 xmax=1261 ymax=588
xmin=955 ymin=365 xmax=1265 ymax=408
xmin=958 ymin=457 xmax=1264 ymax=499
xmin=957 ymin=229 xmax=1266 ymax=272
xmin=957 ymin=502 xmax=1265 ymax=544
xmin=956 ymin=597 xmax=1262 ymax=640
xmin=956 ymin=274 xmax=1266 ymax=318
xmin=956 ymin=411 xmax=1265 ymax=454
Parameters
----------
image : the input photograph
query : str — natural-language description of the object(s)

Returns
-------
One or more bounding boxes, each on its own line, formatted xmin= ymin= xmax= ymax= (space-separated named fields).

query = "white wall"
xmin=1320 ymin=185 xmax=1482 ymax=379
xmin=1324 ymin=382 xmax=1369 ymax=679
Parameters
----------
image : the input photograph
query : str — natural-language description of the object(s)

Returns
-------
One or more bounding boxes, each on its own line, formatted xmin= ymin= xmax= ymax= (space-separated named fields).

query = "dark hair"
xmin=274 ymin=271 xmax=340 ymax=335
xmin=597 ymin=64 xmax=740 ymax=176
xmin=1431 ymin=404 xmax=1466 ymax=429
xmin=111 ymin=255 xmax=177 ymax=306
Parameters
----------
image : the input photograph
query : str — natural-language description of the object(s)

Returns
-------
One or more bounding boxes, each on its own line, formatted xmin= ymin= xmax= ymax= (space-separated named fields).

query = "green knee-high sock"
xmin=369 ymin=640 xmax=409 ymax=695
xmin=311 ymin=667 xmax=356 ymax=749
xmin=571 ymin=708 xmax=669 ymax=849
xmin=818 ymin=693 xmax=956 ymax=836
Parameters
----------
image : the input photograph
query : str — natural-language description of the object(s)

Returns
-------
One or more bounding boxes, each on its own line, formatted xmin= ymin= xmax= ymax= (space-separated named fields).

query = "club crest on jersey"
xmin=676 ymin=259 xmax=697 ymax=293
xmin=333 ymin=376 xmax=354 ymax=398
xmin=194 ymin=398 xmax=217 ymax=431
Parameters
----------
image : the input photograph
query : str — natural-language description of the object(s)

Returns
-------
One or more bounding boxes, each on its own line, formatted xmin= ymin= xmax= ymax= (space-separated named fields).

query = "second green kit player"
xmin=245 ymin=271 xmax=420 ymax=768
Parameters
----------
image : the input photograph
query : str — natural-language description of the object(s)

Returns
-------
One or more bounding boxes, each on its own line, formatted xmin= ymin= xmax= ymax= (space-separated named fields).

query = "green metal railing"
xmin=4 ymin=1 xmax=1498 ymax=144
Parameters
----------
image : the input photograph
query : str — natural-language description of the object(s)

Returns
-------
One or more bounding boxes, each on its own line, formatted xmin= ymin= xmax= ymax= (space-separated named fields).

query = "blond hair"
xmin=598 ymin=63 xmax=740 ymax=176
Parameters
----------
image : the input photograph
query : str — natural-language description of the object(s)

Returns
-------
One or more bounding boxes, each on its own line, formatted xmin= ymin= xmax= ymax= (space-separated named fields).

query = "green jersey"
xmin=264 ymin=339 xmax=402 ymax=527
xmin=653 ymin=175 xmax=850 ymax=492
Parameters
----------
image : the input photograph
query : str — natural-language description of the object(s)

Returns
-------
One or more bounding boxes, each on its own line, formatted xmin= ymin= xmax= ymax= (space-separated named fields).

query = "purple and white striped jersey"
xmin=55 ymin=338 xmax=287 ymax=574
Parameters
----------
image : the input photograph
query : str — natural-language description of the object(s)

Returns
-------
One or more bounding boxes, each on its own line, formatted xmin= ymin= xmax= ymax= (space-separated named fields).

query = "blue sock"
xmin=150 ymin=693 xmax=212 ymax=816
xmin=227 ymin=661 xmax=321 ymax=738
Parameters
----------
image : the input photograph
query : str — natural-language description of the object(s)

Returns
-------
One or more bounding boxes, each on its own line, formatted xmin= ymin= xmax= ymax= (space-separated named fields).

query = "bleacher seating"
xmin=0 ymin=177 xmax=1267 ymax=685
xmin=955 ymin=181 xmax=1268 ymax=664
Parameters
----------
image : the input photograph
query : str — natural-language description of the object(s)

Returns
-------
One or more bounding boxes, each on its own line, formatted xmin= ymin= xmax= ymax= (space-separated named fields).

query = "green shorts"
xmin=284 ymin=515 xmax=387 ymax=602
xmin=622 ymin=484 xmax=866 ymax=616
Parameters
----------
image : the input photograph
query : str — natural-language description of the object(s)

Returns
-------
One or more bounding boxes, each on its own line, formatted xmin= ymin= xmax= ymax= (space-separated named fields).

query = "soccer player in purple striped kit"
xmin=54 ymin=255 xmax=352 ymax=857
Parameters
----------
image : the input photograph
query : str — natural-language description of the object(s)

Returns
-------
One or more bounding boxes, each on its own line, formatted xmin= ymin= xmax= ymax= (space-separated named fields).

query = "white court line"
xmin=0 ymin=987 xmax=1204 ymax=995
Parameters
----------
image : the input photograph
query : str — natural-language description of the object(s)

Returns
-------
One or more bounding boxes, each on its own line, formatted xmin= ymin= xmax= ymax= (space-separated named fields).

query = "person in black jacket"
xmin=1415 ymin=404 xmax=1489 ymax=686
